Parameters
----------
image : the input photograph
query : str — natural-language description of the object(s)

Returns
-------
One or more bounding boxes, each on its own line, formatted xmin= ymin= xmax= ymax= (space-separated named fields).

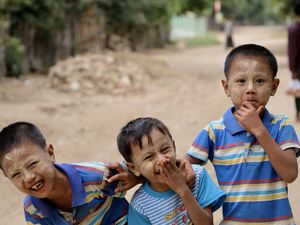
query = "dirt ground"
xmin=0 ymin=26 xmax=299 ymax=224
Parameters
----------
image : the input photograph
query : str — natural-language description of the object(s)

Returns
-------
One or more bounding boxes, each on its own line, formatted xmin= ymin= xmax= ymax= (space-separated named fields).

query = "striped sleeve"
xmin=187 ymin=123 xmax=216 ymax=162
xmin=276 ymin=115 xmax=300 ymax=154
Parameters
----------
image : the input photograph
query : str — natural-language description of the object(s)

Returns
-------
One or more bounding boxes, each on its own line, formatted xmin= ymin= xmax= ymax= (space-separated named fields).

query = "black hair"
xmin=224 ymin=44 xmax=278 ymax=79
xmin=295 ymin=2 xmax=300 ymax=15
xmin=117 ymin=117 xmax=172 ymax=162
xmin=0 ymin=122 xmax=46 ymax=168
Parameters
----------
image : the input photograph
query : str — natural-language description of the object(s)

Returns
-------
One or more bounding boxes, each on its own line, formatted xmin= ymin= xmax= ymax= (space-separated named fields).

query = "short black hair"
xmin=117 ymin=117 xmax=172 ymax=162
xmin=224 ymin=44 xmax=278 ymax=79
xmin=295 ymin=2 xmax=300 ymax=15
xmin=0 ymin=122 xmax=46 ymax=168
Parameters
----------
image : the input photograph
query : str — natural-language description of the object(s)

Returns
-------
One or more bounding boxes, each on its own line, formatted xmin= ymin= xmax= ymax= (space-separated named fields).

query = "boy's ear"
xmin=221 ymin=79 xmax=230 ymax=97
xmin=47 ymin=144 xmax=55 ymax=163
xmin=271 ymin=78 xmax=280 ymax=96
xmin=126 ymin=162 xmax=140 ymax=176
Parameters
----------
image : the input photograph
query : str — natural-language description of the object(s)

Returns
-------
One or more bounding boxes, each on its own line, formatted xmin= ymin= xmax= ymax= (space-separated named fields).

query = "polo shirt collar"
xmin=223 ymin=106 xmax=274 ymax=135
xmin=30 ymin=163 xmax=86 ymax=217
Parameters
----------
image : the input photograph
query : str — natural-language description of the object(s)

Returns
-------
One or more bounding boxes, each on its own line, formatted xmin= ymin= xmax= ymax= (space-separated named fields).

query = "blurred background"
xmin=0 ymin=0 xmax=297 ymax=77
xmin=0 ymin=0 xmax=300 ymax=224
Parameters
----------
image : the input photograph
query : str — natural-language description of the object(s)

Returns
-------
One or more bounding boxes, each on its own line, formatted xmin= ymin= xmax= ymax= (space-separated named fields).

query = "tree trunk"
xmin=0 ymin=21 xmax=7 ymax=77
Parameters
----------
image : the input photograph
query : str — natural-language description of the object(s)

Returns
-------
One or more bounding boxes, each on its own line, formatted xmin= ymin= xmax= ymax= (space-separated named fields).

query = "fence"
xmin=170 ymin=15 xmax=207 ymax=40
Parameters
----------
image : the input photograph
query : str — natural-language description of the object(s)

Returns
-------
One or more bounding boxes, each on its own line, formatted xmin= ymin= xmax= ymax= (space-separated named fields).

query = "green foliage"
xmin=221 ymin=0 xmax=282 ymax=24
xmin=100 ymin=0 xmax=177 ymax=34
xmin=183 ymin=32 xmax=219 ymax=47
xmin=4 ymin=37 xmax=25 ymax=77
xmin=179 ymin=0 xmax=212 ymax=15
xmin=269 ymin=0 xmax=296 ymax=18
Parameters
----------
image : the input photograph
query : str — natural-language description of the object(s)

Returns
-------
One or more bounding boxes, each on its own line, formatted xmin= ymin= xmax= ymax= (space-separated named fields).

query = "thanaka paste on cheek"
xmin=139 ymin=160 xmax=154 ymax=176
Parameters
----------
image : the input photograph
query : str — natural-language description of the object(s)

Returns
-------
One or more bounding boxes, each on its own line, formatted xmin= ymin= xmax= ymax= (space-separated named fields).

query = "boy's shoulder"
xmin=191 ymin=164 xmax=204 ymax=175
xmin=23 ymin=195 xmax=44 ymax=218
xmin=59 ymin=162 xmax=109 ymax=179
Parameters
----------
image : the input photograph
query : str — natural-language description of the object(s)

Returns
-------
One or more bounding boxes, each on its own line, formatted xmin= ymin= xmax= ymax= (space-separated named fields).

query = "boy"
xmin=185 ymin=44 xmax=300 ymax=224
xmin=117 ymin=117 xmax=226 ymax=225
xmin=0 ymin=121 xmax=128 ymax=224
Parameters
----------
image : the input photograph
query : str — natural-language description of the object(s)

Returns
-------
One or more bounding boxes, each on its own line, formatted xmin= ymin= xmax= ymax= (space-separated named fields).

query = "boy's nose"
xmin=246 ymin=82 xmax=256 ymax=93
xmin=23 ymin=170 xmax=36 ymax=186
xmin=157 ymin=153 xmax=166 ymax=161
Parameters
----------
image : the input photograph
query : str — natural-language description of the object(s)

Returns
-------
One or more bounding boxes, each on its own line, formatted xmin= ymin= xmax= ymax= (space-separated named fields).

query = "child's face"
xmin=1 ymin=141 xmax=57 ymax=199
xmin=222 ymin=55 xmax=279 ymax=110
xmin=128 ymin=128 xmax=176 ymax=192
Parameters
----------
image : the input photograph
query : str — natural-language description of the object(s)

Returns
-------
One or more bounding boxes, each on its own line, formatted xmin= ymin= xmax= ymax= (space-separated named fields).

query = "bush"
xmin=4 ymin=37 xmax=25 ymax=77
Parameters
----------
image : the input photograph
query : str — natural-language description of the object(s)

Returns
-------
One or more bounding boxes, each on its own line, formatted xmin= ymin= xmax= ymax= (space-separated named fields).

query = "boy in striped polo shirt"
xmin=0 ymin=122 xmax=128 ymax=224
xmin=117 ymin=117 xmax=226 ymax=225
xmin=186 ymin=44 xmax=300 ymax=224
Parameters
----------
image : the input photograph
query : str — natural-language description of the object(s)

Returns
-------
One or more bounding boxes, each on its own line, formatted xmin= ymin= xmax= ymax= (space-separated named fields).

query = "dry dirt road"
xmin=0 ymin=25 xmax=299 ymax=224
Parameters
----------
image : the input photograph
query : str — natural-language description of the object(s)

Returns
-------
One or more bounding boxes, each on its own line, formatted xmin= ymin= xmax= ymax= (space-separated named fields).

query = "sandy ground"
xmin=0 ymin=25 xmax=299 ymax=224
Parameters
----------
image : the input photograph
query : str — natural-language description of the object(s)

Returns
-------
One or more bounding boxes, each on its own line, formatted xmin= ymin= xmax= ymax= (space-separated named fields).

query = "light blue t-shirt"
xmin=128 ymin=165 xmax=226 ymax=225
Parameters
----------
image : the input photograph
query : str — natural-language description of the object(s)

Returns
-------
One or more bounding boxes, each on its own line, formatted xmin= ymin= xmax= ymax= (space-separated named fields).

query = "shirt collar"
xmin=30 ymin=163 xmax=86 ymax=217
xmin=223 ymin=106 xmax=274 ymax=135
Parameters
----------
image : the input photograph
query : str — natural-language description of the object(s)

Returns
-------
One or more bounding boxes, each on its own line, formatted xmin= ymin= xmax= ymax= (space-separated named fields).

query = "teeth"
xmin=31 ymin=181 xmax=43 ymax=191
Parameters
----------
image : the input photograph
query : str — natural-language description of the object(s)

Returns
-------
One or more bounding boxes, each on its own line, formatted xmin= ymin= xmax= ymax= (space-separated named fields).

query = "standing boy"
xmin=117 ymin=117 xmax=226 ymax=225
xmin=185 ymin=44 xmax=300 ymax=224
xmin=0 ymin=121 xmax=128 ymax=224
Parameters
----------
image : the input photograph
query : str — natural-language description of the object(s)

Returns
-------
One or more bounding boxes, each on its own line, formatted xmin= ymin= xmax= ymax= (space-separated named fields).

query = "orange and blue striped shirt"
xmin=24 ymin=162 xmax=128 ymax=225
xmin=187 ymin=107 xmax=300 ymax=225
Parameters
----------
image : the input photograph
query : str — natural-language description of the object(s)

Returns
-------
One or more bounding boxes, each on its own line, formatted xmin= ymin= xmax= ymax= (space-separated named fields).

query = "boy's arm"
xmin=106 ymin=162 xmax=144 ymax=192
xmin=235 ymin=103 xmax=298 ymax=183
xmin=184 ymin=154 xmax=205 ymax=165
xmin=160 ymin=160 xmax=213 ymax=225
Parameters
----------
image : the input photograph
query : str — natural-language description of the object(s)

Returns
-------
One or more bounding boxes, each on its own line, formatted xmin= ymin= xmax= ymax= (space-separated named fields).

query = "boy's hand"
xmin=105 ymin=162 xmax=143 ymax=192
xmin=234 ymin=101 xmax=265 ymax=135
xmin=177 ymin=158 xmax=195 ymax=189
xmin=160 ymin=159 xmax=189 ymax=197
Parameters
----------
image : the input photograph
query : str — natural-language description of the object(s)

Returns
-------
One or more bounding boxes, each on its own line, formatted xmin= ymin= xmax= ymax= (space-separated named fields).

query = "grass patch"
xmin=177 ymin=32 xmax=220 ymax=48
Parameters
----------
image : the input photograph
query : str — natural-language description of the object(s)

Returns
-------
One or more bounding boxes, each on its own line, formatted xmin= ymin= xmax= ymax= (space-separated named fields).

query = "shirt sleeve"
xmin=24 ymin=210 xmax=46 ymax=225
xmin=128 ymin=204 xmax=151 ymax=225
xmin=187 ymin=124 xmax=215 ymax=163
xmin=277 ymin=116 xmax=300 ymax=156
xmin=196 ymin=167 xmax=226 ymax=212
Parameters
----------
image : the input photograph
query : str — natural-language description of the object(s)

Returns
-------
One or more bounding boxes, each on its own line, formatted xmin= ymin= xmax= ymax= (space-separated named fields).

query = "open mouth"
xmin=31 ymin=180 xmax=44 ymax=191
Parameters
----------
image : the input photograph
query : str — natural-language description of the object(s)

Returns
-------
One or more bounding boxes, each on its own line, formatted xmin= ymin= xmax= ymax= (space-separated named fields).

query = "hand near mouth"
xmin=234 ymin=101 xmax=265 ymax=135
xmin=245 ymin=100 xmax=259 ymax=109
xmin=159 ymin=159 xmax=189 ymax=196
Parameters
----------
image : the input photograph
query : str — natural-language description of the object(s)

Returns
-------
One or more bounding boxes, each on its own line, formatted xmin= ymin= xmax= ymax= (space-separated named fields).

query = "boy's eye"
xmin=256 ymin=79 xmax=264 ymax=84
xmin=12 ymin=172 xmax=21 ymax=179
xmin=161 ymin=147 xmax=170 ymax=153
xmin=237 ymin=79 xmax=246 ymax=84
xmin=28 ymin=162 xmax=37 ymax=168
xmin=144 ymin=155 xmax=153 ymax=160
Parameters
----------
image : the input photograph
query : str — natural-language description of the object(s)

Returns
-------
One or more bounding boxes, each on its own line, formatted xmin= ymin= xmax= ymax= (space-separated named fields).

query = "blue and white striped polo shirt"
xmin=24 ymin=162 xmax=128 ymax=225
xmin=187 ymin=107 xmax=300 ymax=225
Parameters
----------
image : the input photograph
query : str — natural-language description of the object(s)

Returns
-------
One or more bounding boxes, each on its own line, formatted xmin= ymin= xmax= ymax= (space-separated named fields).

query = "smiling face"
xmin=222 ymin=55 xmax=279 ymax=110
xmin=128 ymin=128 xmax=176 ymax=192
xmin=1 ymin=141 xmax=58 ymax=199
